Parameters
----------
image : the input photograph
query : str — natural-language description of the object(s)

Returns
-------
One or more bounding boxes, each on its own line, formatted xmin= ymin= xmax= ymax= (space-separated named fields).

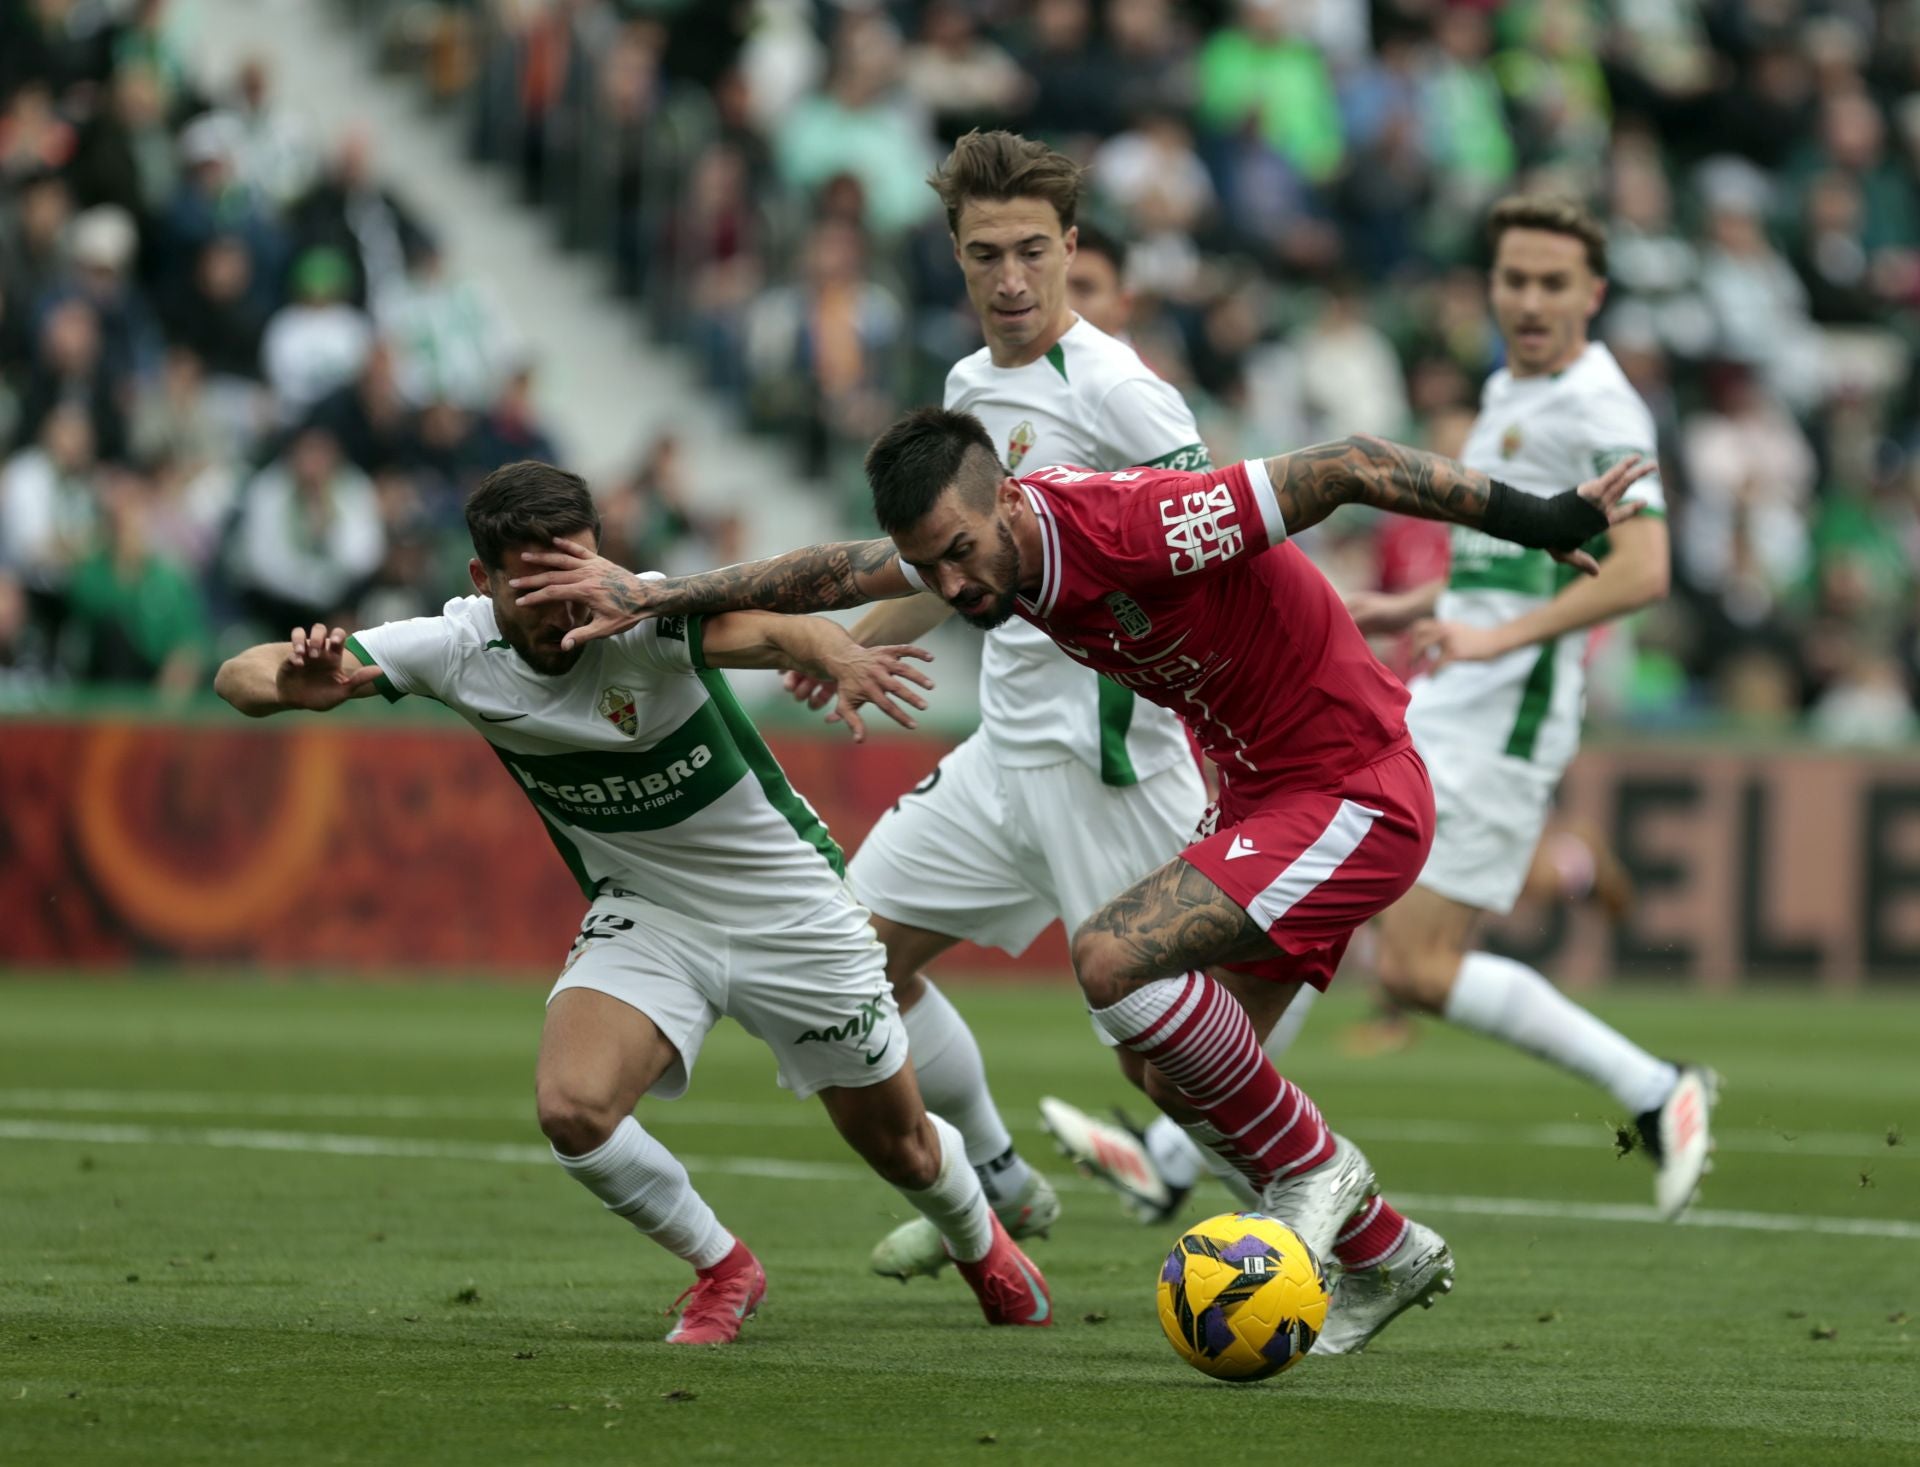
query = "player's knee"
xmin=1375 ymin=943 xmax=1456 ymax=1014
xmin=889 ymin=966 xmax=928 ymax=1010
xmin=536 ymin=1084 xmax=623 ymax=1157
xmin=1070 ymin=922 xmax=1133 ymax=1009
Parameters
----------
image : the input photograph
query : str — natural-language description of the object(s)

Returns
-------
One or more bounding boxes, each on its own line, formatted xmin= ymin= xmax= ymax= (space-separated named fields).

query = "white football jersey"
xmin=1407 ymin=343 xmax=1666 ymax=773
xmin=945 ymin=316 xmax=1209 ymax=782
xmin=348 ymin=596 xmax=850 ymax=925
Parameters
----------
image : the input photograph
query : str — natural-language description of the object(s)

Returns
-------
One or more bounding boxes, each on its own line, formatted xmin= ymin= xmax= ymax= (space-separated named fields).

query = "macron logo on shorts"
xmin=1225 ymin=836 xmax=1260 ymax=861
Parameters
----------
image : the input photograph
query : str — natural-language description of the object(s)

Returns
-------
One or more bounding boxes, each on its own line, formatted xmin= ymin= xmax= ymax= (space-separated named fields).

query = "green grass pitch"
xmin=2 ymin=978 xmax=1915 ymax=1466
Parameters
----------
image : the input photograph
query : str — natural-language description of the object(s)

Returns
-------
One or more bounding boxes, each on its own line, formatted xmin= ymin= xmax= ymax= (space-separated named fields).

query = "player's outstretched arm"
xmin=782 ymin=593 xmax=954 ymax=716
xmin=512 ymin=536 xmax=914 ymax=650
xmin=215 ymin=624 xmax=384 ymax=717
xmin=1412 ymin=513 xmax=1671 ymax=672
xmin=698 ymin=612 xmax=934 ymax=743
xmin=1264 ymin=435 xmax=1652 ymax=576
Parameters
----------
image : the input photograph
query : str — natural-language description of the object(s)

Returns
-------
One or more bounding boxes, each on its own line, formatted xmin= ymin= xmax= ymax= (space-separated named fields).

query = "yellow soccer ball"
xmin=1156 ymin=1211 xmax=1331 ymax=1381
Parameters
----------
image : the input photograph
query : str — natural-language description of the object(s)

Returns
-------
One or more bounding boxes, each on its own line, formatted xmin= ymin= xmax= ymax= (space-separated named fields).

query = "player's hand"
xmin=818 ymin=643 xmax=934 ymax=743
xmin=782 ymin=668 xmax=840 ymax=714
xmin=1408 ymin=619 xmax=1509 ymax=676
xmin=277 ymin=623 xmax=384 ymax=710
xmin=509 ymin=537 xmax=657 ymax=649
xmin=1557 ymin=456 xmax=1653 ymax=576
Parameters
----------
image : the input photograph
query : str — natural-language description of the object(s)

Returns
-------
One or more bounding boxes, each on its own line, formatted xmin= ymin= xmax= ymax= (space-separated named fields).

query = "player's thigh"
xmin=541 ymin=898 xmax=722 ymax=1110
xmin=1070 ymin=853 xmax=1276 ymax=1005
xmin=1183 ymin=747 xmax=1436 ymax=994
xmin=848 ymin=732 xmax=1057 ymax=959
xmin=725 ymin=897 xmax=912 ymax=1101
xmin=1015 ymin=755 xmax=1208 ymax=937
xmin=867 ymin=915 xmax=960 ymax=1010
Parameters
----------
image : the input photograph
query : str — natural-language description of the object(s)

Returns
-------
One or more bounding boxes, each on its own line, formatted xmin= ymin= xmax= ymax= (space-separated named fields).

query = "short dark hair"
xmin=865 ymin=408 xmax=1003 ymax=535
xmin=929 ymin=130 xmax=1087 ymax=237
xmin=1071 ymin=220 xmax=1127 ymax=276
xmin=465 ymin=460 xmax=600 ymax=569
xmin=1487 ymin=193 xmax=1609 ymax=277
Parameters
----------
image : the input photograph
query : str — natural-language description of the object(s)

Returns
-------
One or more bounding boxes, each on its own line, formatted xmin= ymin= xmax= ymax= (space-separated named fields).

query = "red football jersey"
xmin=1009 ymin=461 xmax=1411 ymax=801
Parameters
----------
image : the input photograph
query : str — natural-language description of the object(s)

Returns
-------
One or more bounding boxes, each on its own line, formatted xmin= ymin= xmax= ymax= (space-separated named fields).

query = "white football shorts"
xmin=1411 ymin=729 xmax=1560 ymax=916
xmin=848 ymin=729 xmax=1208 ymax=953
xmin=547 ymin=886 xmax=906 ymax=1100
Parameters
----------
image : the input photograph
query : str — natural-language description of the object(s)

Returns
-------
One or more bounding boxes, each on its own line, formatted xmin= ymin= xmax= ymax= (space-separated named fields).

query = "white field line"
xmin=0 ymin=1089 xmax=1899 ymax=1159
xmin=2 ymin=1117 xmax=1916 ymax=1242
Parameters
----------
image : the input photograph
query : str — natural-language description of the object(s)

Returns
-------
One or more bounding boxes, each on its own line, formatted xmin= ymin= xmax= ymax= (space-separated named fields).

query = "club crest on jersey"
xmin=1104 ymin=591 xmax=1153 ymax=639
xmin=597 ymin=686 xmax=639 ymax=737
xmin=1500 ymin=423 xmax=1522 ymax=459
xmin=1007 ymin=419 xmax=1037 ymax=470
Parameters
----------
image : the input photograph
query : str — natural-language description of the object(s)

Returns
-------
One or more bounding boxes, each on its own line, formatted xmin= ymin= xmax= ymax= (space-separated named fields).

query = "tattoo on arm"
xmin=1267 ymin=434 xmax=1495 ymax=536
xmin=1079 ymin=861 xmax=1271 ymax=982
xmin=612 ymin=539 xmax=900 ymax=617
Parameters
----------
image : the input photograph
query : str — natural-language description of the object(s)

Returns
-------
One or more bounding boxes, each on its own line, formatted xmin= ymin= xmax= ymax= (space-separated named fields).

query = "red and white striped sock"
xmin=1332 ymin=1195 xmax=1410 ymax=1271
xmin=1091 ymin=973 xmax=1335 ymax=1188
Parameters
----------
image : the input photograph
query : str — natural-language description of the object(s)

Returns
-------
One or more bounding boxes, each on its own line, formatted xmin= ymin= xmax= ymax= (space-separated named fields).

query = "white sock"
xmin=1144 ymin=988 xmax=1322 ymax=1196
xmin=552 ymin=1115 xmax=735 ymax=1269
xmin=1444 ymin=951 xmax=1679 ymax=1115
xmin=1176 ymin=1118 xmax=1259 ymax=1208
xmin=901 ymin=978 xmax=1031 ymax=1207
xmin=898 ymin=1114 xmax=996 ymax=1262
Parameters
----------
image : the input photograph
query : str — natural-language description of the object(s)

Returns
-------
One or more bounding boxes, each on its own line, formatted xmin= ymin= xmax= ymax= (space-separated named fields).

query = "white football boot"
xmin=868 ymin=1168 xmax=1060 ymax=1281
xmin=1313 ymin=1218 xmax=1455 ymax=1357
xmin=1257 ymin=1132 xmax=1376 ymax=1262
xmin=1637 ymin=1064 xmax=1720 ymax=1220
xmin=1038 ymin=1095 xmax=1185 ymax=1223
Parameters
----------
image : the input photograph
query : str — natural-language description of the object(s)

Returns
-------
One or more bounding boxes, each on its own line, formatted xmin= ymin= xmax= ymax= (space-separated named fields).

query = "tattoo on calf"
xmin=1080 ymin=861 xmax=1269 ymax=982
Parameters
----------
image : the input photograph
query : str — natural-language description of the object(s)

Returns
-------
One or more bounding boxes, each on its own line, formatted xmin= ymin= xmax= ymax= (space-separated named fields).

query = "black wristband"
xmin=1481 ymin=479 xmax=1611 ymax=553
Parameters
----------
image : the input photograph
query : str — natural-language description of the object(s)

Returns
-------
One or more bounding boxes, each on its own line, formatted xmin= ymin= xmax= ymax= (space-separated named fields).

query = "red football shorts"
xmin=1180 ymin=745 xmax=1435 ymax=990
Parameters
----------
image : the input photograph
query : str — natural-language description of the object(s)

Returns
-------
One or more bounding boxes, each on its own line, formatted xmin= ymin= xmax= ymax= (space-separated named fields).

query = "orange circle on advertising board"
xmin=72 ymin=724 xmax=344 ymax=949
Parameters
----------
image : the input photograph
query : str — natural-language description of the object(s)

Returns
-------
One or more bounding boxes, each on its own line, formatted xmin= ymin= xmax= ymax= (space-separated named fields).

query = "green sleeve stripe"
xmin=687 ymin=615 xmax=708 ymax=671
xmin=697 ymin=668 xmax=845 ymax=877
xmin=1139 ymin=442 xmax=1212 ymax=471
xmin=1096 ymin=675 xmax=1140 ymax=787
xmin=344 ymin=634 xmax=404 ymax=703
xmin=1504 ymin=643 xmax=1559 ymax=760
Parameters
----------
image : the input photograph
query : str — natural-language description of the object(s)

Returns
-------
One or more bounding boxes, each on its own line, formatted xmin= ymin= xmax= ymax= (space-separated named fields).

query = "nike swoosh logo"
xmin=1016 ymin=1258 xmax=1050 ymax=1324
xmin=476 ymin=711 xmax=528 ymax=723
xmin=863 ymin=1036 xmax=893 ymax=1066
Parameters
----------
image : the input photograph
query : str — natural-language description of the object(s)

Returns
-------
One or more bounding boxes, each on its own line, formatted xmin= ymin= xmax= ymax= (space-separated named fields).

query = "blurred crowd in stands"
xmin=5 ymin=0 xmax=1920 ymax=742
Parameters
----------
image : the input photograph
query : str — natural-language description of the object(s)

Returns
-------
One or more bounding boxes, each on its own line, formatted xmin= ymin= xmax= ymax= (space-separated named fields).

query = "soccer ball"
xmin=1156 ymin=1211 xmax=1330 ymax=1381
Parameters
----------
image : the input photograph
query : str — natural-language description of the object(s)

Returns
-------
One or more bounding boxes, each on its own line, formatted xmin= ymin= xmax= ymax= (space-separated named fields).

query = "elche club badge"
xmin=598 ymin=686 xmax=639 ymax=737
xmin=1008 ymin=420 xmax=1037 ymax=470
xmin=1501 ymin=423 xmax=1522 ymax=459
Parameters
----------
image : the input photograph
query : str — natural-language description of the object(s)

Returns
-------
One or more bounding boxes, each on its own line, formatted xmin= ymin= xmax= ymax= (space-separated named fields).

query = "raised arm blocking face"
xmin=511 ymin=536 xmax=914 ymax=649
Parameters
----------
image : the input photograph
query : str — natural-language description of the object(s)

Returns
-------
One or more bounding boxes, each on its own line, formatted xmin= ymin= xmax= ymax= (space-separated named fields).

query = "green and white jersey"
xmin=946 ymin=316 xmax=1209 ymax=783
xmin=1407 ymin=342 xmax=1665 ymax=775
xmin=347 ymin=596 xmax=847 ymax=926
